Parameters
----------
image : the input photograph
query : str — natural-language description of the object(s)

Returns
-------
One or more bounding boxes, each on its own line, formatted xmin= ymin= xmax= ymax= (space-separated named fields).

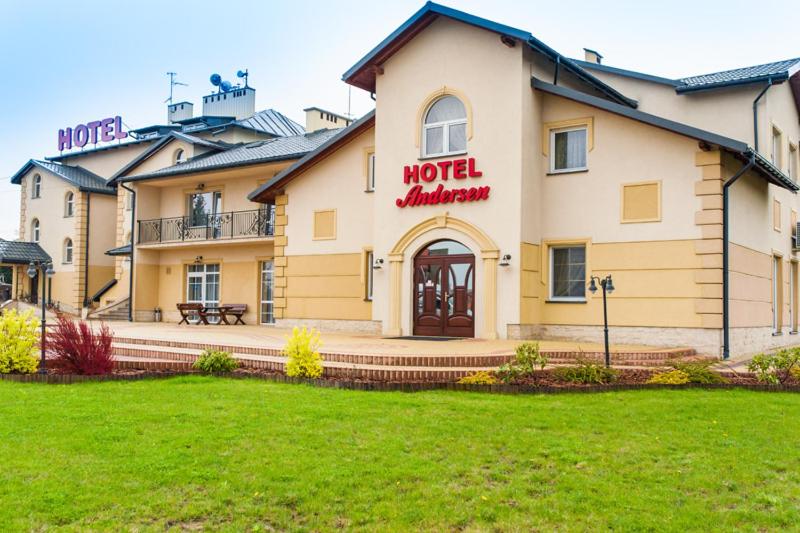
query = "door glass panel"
xmin=260 ymin=260 xmax=274 ymax=324
xmin=420 ymin=240 xmax=471 ymax=257
xmin=416 ymin=264 xmax=442 ymax=317
xmin=448 ymin=263 xmax=474 ymax=318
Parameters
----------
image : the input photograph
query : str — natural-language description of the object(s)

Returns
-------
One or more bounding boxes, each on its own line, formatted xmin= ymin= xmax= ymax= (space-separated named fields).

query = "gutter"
xmin=119 ymin=182 xmax=136 ymax=322
xmin=722 ymin=153 xmax=756 ymax=359
xmin=752 ymin=78 xmax=774 ymax=152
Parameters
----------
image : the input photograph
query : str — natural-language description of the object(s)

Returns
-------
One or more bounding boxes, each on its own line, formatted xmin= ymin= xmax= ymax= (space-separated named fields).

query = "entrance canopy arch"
xmin=388 ymin=213 xmax=499 ymax=339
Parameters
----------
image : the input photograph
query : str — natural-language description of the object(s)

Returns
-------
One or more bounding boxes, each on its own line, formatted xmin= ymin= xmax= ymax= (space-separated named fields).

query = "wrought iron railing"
xmin=137 ymin=208 xmax=275 ymax=244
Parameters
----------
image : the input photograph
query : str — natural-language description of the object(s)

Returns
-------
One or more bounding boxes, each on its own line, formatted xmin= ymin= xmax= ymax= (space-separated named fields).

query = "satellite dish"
xmin=236 ymin=70 xmax=246 ymax=78
xmin=221 ymin=80 xmax=232 ymax=92
xmin=210 ymin=73 xmax=222 ymax=86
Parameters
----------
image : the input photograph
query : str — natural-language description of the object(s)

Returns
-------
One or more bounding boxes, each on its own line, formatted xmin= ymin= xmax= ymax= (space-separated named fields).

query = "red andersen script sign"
xmin=396 ymin=157 xmax=490 ymax=208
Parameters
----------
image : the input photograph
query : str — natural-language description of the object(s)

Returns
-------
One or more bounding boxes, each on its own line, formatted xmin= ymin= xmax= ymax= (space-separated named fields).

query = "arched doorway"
xmin=413 ymin=239 xmax=475 ymax=337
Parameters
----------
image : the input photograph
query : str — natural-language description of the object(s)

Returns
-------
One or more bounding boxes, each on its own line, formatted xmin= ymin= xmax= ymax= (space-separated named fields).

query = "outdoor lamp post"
xmin=588 ymin=274 xmax=615 ymax=368
xmin=27 ymin=260 xmax=55 ymax=374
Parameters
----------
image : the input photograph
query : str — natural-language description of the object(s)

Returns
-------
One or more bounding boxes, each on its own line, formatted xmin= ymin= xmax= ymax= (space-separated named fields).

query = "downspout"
xmin=119 ymin=182 xmax=135 ymax=322
xmin=83 ymin=192 xmax=91 ymax=308
xmin=752 ymin=78 xmax=773 ymax=152
xmin=722 ymin=153 xmax=756 ymax=359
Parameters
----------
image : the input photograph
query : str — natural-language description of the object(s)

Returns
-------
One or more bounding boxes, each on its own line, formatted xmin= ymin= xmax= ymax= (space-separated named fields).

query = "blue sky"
xmin=0 ymin=0 xmax=795 ymax=238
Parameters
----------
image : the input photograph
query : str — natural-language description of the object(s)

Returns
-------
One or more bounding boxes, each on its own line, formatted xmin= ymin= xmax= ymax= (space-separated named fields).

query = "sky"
xmin=0 ymin=0 xmax=796 ymax=239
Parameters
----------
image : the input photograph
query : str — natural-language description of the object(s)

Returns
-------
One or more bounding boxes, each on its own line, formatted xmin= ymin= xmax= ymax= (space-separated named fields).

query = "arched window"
xmin=174 ymin=148 xmax=186 ymax=164
xmin=31 ymin=219 xmax=40 ymax=243
xmin=31 ymin=174 xmax=42 ymax=199
xmin=63 ymin=238 xmax=73 ymax=264
xmin=65 ymin=191 xmax=74 ymax=217
xmin=422 ymin=96 xmax=467 ymax=157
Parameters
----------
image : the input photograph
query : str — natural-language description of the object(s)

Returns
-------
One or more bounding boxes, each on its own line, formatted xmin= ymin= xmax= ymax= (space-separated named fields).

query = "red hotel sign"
xmin=396 ymin=157 xmax=490 ymax=208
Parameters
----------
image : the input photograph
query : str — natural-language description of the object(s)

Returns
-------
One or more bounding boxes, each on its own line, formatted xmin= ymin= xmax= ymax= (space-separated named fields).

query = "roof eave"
xmin=676 ymin=73 xmax=789 ymax=94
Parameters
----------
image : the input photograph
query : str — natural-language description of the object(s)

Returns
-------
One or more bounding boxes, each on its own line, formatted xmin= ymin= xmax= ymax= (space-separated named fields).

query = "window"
xmin=365 ymin=250 xmax=374 ymax=301
xmin=64 ymin=192 xmax=74 ymax=217
xmin=790 ymin=143 xmax=798 ymax=180
xmin=773 ymin=256 xmax=782 ymax=334
xmin=774 ymin=198 xmax=781 ymax=232
xmin=260 ymin=260 xmax=275 ymax=325
xmin=31 ymin=219 xmax=40 ymax=243
xmin=772 ymin=126 xmax=783 ymax=168
xmin=187 ymin=191 xmax=222 ymax=227
xmin=63 ymin=238 xmax=73 ymax=264
xmin=174 ymin=148 xmax=186 ymax=164
xmin=550 ymin=127 xmax=588 ymax=173
xmin=549 ymin=245 xmax=586 ymax=301
xmin=125 ymin=191 xmax=133 ymax=211
xmin=186 ymin=263 xmax=220 ymax=308
xmin=422 ymin=95 xmax=467 ymax=157
xmin=792 ymin=262 xmax=798 ymax=334
xmin=31 ymin=174 xmax=41 ymax=199
xmin=366 ymin=152 xmax=376 ymax=192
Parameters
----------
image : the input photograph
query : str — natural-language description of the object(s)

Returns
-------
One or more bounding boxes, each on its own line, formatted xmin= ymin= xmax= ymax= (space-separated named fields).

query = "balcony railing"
xmin=138 ymin=208 xmax=275 ymax=245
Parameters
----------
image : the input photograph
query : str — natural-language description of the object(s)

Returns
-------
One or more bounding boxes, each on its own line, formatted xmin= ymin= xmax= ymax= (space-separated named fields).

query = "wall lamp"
xmin=372 ymin=257 xmax=384 ymax=270
xmin=588 ymin=274 xmax=615 ymax=368
xmin=194 ymin=256 xmax=203 ymax=264
xmin=499 ymin=254 xmax=512 ymax=267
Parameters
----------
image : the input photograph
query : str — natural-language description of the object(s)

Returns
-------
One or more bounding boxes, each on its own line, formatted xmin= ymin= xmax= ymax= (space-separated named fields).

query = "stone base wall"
xmin=276 ymin=318 xmax=382 ymax=335
xmin=729 ymin=327 xmax=800 ymax=357
xmin=134 ymin=310 xmax=156 ymax=322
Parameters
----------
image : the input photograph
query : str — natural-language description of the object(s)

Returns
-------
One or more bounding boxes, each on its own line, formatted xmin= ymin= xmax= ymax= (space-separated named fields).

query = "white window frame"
xmin=791 ymin=261 xmax=797 ymax=333
xmin=366 ymin=152 xmax=376 ymax=192
xmin=421 ymin=98 xmax=467 ymax=158
xmin=187 ymin=190 xmax=222 ymax=228
xmin=186 ymin=263 xmax=220 ymax=308
xmin=63 ymin=239 xmax=73 ymax=264
xmin=260 ymin=260 xmax=275 ymax=325
xmin=772 ymin=127 xmax=783 ymax=169
xmin=31 ymin=219 xmax=40 ymax=243
xmin=549 ymin=126 xmax=589 ymax=174
xmin=31 ymin=174 xmax=41 ymax=199
xmin=125 ymin=191 xmax=133 ymax=211
xmin=549 ymin=245 xmax=587 ymax=302
xmin=65 ymin=192 xmax=74 ymax=217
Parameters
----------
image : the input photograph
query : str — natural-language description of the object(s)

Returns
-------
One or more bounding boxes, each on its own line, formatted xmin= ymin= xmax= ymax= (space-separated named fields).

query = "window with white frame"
xmin=63 ymin=238 xmax=73 ymax=264
xmin=422 ymin=96 xmax=467 ymax=157
xmin=550 ymin=127 xmax=588 ymax=173
xmin=186 ymin=263 xmax=220 ymax=308
xmin=175 ymin=148 xmax=186 ymax=164
xmin=366 ymin=250 xmax=374 ymax=301
xmin=31 ymin=174 xmax=41 ymax=199
xmin=549 ymin=245 xmax=586 ymax=301
xmin=31 ymin=219 xmax=40 ymax=243
xmin=772 ymin=127 xmax=783 ymax=169
xmin=260 ymin=260 xmax=275 ymax=324
xmin=366 ymin=152 xmax=376 ymax=192
xmin=790 ymin=143 xmax=798 ymax=180
xmin=65 ymin=191 xmax=74 ymax=217
xmin=125 ymin=191 xmax=133 ymax=211
xmin=187 ymin=190 xmax=221 ymax=227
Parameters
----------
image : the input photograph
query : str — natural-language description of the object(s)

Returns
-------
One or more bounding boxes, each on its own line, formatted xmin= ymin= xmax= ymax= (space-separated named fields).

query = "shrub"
xmin=284 ymin=326 xmax=323 ymax=379
xmin=193 ymin=349 xmax=238 ymax=374
xmin=0 ymin=309 xmax=41 ymax=374
xmin=48 ymin=317 xmax=115 ymax=375
xmin=748 ymin=347 xmax=800 ymax=385
xmin=554 ymin=359 xmax=618 ymax=384
xmin=647 ymin=369 xmax=690 ymax=385
xmin=497 ymin=341 xmax=547 ymax=384
xmin=667 ymin=360 xmax=726 ymax=384
xmin=457 ymin=371 xmax=497 ymax=385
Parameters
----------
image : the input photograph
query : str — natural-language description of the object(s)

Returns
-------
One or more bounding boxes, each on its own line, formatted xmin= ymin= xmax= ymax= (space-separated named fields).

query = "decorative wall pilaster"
xmin=272 ymin=194 xmax=288 ymax=319
xmin=693 ymin=150 xmax=724 ymax=328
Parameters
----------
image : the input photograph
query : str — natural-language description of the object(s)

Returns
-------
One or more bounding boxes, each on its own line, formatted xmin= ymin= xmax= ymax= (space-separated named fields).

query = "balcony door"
xmin=186 ymin=264 xmax=220 ymax=308
xmin=188 ymin=191 xmax=222 ymax=239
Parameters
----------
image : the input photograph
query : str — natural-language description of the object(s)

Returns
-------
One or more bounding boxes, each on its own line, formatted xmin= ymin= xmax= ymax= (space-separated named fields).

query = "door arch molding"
xmin=388 ymin=212 xmax=499 ymax=338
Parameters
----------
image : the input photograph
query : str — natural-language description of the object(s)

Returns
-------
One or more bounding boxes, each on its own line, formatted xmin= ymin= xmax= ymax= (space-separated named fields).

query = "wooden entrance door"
xmin=413 ymin=240 xmax=475 ymax=337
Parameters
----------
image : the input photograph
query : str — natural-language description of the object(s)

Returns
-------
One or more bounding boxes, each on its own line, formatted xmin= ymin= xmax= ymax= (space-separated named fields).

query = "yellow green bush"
xmin=0 ymin=309 xmax=41 ymax=374
xmin=457 ymin=371 xmax=497 ymax=385
xmin=284 ymin=326 xmax=323 ymax=379
xmin=647 ymin=369 xmax=690 ymax=385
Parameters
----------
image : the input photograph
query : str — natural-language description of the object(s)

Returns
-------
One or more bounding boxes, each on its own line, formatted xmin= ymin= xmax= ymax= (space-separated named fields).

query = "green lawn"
xmin=1 ymin=378 xmax=799 ymax=531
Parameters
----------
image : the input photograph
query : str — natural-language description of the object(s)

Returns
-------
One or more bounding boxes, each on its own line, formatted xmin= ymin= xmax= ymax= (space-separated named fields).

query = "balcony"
xmin=138 ymin=208 xmax=274 ymax=245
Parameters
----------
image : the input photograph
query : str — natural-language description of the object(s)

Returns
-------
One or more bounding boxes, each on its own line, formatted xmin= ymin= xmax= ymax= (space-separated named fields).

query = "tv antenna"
xmin=165 ymin=72 xmax=188 ymax=104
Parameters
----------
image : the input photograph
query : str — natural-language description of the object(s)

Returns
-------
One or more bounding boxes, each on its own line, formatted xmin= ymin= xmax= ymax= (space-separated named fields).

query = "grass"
xmin=1 ymin=378 xmax=799 ymax=531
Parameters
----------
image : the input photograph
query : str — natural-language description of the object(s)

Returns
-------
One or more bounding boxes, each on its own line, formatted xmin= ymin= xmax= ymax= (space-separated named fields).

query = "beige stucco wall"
xmin=55 ymin=141 xmax=155 ymax=177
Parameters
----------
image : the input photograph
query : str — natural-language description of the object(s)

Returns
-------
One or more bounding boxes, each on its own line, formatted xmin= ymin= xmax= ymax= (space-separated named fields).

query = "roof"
xmin=110 ymin=131 xmax=232 ymax=181
xmin=532 ymin=78 xmax=798 ymax=192
xmin=571 ymin=59 xmax=682 ymax=87
xmin=249 ymin=110 xmax=376 ymax=202
xmin=0 ymin=240 xmax=51 ymax=265
xmin=303 ymin=107 xmax=354 ymax=122
xmin=10 ymin=160 xmax=116 ymax=195
xmin=342 ymin=2 xmax=637 ymax=108
xmin=105 ymin=244 xmax=131 ymax=256
xmin=235 ymin=109 xmax=305 ymax=136
xmin=677 ymin=58 xmax=800 ymax=93
xmin=119 ymin=128 xmax=342 ymax=182
xmin=46 ymin=137 xmax=157 ymax=162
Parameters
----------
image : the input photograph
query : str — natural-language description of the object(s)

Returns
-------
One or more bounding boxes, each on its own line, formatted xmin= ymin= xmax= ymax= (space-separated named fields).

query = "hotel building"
xmin=10 ymin=2 xmax=800 ymax=358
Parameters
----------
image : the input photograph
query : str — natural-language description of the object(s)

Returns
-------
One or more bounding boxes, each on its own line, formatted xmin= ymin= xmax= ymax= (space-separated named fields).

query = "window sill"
xmin=545 ymin=298 xmax=587 ymax=304
xmin=546 ymin=169 xmax=589 ymax=176
xmin=418 ymin=151 xmax=467 ymax=162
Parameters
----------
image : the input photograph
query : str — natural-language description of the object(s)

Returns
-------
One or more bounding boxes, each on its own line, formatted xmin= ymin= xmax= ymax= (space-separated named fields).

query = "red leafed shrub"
xmin=48 ymin=317 xmax=115 ymax=375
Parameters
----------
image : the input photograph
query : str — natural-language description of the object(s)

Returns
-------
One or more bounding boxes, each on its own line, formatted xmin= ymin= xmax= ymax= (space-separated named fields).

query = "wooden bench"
xmin=177 ymin=303 xmax=208 ymax=325
xmin=220 ymin=304 xmax=247 ymax=325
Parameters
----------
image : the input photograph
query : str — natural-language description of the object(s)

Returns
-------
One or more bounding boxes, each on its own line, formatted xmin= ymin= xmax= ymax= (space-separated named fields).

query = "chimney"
xmin=583 ymin=48 xmax=603 ymax=65
xmin=303 ymin=107 xmax=353 ymax=133
xmin=168 ymin=102 xmax=193 ymax=124
xmin=202 ymin=86 xmax=256 ymax=119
